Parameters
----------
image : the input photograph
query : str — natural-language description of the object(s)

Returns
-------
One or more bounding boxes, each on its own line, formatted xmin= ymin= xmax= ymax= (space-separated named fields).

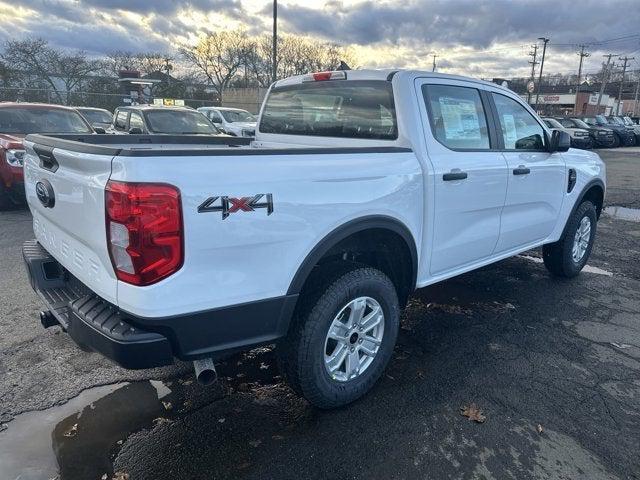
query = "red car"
xmin=0 ymin=103 xmax=94 ymax=209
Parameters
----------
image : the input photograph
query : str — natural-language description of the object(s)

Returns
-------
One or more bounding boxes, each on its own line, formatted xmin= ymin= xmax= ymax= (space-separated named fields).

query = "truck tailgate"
xmin=23 ymin=140 xmax=118 ymax=304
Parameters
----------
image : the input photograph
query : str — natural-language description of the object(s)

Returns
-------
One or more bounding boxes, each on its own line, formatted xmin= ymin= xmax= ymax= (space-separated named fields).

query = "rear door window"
xmin=260 ymin=80 xmax=398 ymax=140
xmin=422 ymin=84 xmax=491 ymax=150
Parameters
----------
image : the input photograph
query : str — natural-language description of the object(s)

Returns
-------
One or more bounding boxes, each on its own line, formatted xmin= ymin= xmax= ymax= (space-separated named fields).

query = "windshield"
xmin=145 ymin=110 xmax=218 ymax=134
xmin=220 ymin=110 xmax=256 ymax=123
xmin=544 ymin=118 xmax=562 ymax=128
xmin=568 ymin=118 xmax=590 ymax=129
xmin=79 ymin=109 xmax=112 ymax=124
xmin=0 ymin=107 xmax=92 ymax=134
xmin=260 ymin=80 xmax=398 ymax=140
xmin=582 ymin=117 xmax=596 ymax=125
xmin=608 ymin=117 xmax=624 ymax=125
xmin=622 ymin=117 xmax=634 ymax=125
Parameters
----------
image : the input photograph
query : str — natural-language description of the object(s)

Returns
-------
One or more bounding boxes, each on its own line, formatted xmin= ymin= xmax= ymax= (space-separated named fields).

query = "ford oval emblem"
xmin=35 ymin=180 xmax=55 ymax=208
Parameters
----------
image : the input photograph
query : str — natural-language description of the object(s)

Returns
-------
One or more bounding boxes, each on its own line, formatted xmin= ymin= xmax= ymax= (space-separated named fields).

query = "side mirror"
xmin=129 ymin=127 xmax=143 ymax=135
xmin=549 ymin=130 xmax=571 ymax=152
xmin=94 ymin=127 xmax=106 ymax=134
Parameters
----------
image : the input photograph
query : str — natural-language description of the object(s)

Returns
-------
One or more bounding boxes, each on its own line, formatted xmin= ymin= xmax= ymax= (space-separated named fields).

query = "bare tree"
xmin=2 ymin=39 xmax=64 ymax=102
xmin=180 ymin=30 xmax=249 ymax=102
xmin=1 ymin=38 xmax=101 ymax=104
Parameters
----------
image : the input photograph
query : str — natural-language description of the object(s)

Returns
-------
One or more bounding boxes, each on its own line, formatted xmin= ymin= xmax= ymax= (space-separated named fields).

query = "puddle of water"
xmin=0 ymin=381 xmax=173 ymax=480
xmin=604 ymin=206 xmax=640 ymax=222
xmin=519 ymin=255 xmax=613 ymax=276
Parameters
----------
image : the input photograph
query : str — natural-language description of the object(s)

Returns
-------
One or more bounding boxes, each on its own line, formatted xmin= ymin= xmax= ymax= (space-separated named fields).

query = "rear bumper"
xmin=23 ymin=240 xmax=298 ymax=369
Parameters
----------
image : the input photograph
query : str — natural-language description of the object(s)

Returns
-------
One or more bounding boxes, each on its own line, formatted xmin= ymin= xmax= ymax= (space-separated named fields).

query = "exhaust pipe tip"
xmin=40 ymin=310 xmax=59 ymax=329
xmin=193 ymin=358 xmax=218 ymax=386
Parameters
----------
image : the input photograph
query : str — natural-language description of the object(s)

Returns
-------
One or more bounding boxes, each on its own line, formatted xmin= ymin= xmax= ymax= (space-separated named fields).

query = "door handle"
xmin=513 ymin=166 xmax=531 ymax=175
xmin=443 ymin=171 xmax=468 ymax=181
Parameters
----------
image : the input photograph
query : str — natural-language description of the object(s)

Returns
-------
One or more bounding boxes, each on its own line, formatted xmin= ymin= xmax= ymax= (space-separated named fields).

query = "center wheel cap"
xmin=349 ymin=332 xmax=359 ymax=344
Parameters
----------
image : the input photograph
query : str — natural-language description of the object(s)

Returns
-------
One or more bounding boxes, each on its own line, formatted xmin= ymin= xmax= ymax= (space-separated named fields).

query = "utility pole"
xmin=164 ymin=58 xmax=172 ymax=87
xmin=573 ymin=45 xmax=590 ymax=114
xmin=527 ymin=44 xmax=539 ymax=104
xmin=616 ymin=56 xmax=634 ymax=114
xmin=431 ymin=54 xmax=438 ymax=72
xmin=534 ymin=37 xmax=550 ymax=111
xmin=633 ymin=71 xmax=640 ymax=117
xmin=596 ymin=53 xmax=618 ymax=111
xmin=272 ymin=0 xmax=278 ymax=84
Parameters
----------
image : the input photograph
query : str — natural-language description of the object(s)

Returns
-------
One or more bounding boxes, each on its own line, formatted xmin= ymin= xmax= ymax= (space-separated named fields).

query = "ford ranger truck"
xmin=22 ymin=70 xmax=606 ymax=408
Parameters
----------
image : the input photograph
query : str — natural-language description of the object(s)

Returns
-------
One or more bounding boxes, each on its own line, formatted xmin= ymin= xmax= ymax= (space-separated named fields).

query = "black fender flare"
xmin=561 ymin=178 xmax=605 ymax=237
xmin=286 ymin=215 xmax=418 ymax=296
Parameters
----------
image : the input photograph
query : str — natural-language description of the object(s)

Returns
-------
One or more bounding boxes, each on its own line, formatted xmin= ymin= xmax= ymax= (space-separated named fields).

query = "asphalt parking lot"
xmin=1 ymin=148 xmax=639 ymax=480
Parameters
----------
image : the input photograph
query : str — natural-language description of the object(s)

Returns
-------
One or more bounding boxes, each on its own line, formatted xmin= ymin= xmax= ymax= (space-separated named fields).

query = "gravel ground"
xmin=0 ymin=148 xmax=638 ymax=480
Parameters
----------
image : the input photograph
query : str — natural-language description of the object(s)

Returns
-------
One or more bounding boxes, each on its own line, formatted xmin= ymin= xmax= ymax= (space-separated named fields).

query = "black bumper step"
xmin=22 ymin=240 xmax=173 ymax=369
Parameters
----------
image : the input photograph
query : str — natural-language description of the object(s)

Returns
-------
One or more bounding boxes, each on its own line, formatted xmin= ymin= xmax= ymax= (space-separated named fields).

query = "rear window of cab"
xmin=259 ymin=80 xmax=398 ymax=140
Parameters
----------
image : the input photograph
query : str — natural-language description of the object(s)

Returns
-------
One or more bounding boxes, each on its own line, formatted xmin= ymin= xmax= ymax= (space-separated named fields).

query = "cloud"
xmin=0 ymin=0 xmax=639 ymax=77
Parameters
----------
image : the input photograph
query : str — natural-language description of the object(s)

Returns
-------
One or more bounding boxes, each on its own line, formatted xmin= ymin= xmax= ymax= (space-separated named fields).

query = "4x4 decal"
xmin=198 ymin=194 xmax=273 ymax=219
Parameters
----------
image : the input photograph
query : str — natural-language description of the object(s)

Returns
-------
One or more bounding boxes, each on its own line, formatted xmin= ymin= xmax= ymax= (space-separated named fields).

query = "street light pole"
xmin=272 ymin=0 xmax=278 ymax=84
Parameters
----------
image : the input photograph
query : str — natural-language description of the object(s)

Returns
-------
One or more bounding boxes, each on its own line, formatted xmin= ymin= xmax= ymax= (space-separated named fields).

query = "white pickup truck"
xmin=22 ymin=69 xmax=605 ymax=408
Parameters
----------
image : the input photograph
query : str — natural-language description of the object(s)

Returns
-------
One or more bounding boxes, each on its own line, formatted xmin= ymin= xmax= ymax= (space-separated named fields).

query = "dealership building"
xmin=520 ymin=91 xmax=618 ymax=116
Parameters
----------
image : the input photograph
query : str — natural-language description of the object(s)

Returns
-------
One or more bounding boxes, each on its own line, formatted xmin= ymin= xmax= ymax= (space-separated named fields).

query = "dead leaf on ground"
xmin=460 ymin=403 xmax=486 ymax=423
xmin=63 ymin=423 xmax=78 ymax=437
xmin=112 ymin=472 xmax=129 ymax=480
xmin=162 ymin=401 xmax=173 ymax=411
xmin=537 ymin=424 xmax=544 ymax=434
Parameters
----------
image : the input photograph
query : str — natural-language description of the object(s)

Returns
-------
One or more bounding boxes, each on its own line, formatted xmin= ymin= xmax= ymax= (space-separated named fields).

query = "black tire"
xmin=611 ymin=133 xmax=621 ymax=148
xmin=543 ymin=200 xmax=597 ymax=278
xmin=278 ymin=265 xmax=400 ymax=409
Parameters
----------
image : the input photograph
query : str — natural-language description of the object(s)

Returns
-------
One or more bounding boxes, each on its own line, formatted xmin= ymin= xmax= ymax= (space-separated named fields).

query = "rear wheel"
xmin=611 ymin=133 xmax=621 ymax=148
xmin=543 ymin=201 xmax=597 ymax=278
xmin=278 ymin=266 xmax=399 ymax=409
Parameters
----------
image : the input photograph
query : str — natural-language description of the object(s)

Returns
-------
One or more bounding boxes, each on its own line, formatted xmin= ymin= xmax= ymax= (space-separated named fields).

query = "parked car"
xmin=22 ymin=69 xmax=605 ymax=408
xmin=619 ymin=116 xmax=640 ymax=144
xmin=0 ymin=102 xmax=94 ymax=209
xmin=542 ymin=117 xmax=592 ymax=149
xmin=560 ymin=117 xmax=617 ymax=148
xmin=197 ymin=107 xmax=257 ymax=137
xmin=580 ymin=115 xmax=635 ymax=147
xmin=76 ymin=107 xmax=113 ymax=132
xmin=111 ymin=105 xmax=222 ymax=135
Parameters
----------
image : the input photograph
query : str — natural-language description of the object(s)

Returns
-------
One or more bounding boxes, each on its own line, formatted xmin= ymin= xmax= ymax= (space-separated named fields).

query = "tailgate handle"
xmin=33 ymin=145 xmax=59 ymax=172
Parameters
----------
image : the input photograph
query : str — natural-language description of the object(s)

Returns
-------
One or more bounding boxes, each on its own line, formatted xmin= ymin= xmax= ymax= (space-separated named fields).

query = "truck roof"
xmin=0 ymin=102 xmax=80 ymax=111
xmin=273 ymin=69 xmax=508 ymax=92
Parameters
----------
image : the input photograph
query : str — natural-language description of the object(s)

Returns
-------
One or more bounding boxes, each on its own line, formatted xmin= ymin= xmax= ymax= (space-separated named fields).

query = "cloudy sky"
xmin=2 ymin=0 xmax=639 ymax=78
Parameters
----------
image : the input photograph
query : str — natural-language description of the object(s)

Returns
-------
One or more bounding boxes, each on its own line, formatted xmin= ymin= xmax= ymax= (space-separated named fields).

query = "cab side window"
xmin=129 ymin=112 xmax=144 ymax=132
xmin=422 ymin=84 xmax=491 ymax=150
xmin=492 ymin=93 xmax=545 ymax=150
xmin=114 ymin=110 xmax=128 ymax=131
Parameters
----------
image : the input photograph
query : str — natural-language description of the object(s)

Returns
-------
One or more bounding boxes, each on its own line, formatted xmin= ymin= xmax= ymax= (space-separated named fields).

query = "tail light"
xmin=105 ymin=181 xmax=183 ymax=286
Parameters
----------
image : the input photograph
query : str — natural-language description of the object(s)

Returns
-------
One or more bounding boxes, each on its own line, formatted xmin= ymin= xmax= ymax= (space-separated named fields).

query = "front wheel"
xmin=543 ymin=201 xmax=597 ymax=278
xmin=278 ymin=266 xmax=400 ymax=409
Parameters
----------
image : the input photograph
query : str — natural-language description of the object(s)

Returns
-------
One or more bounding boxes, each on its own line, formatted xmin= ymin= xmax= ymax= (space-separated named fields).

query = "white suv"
xmin=197 ymin=107 xmax=257 ymax=137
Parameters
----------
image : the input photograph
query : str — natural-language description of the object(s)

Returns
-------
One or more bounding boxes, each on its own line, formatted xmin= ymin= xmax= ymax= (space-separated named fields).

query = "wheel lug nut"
xmin=359 ymin=339 xmax=363 ymax=344
xmin=350 ymin=347 xmax=355 ymax=352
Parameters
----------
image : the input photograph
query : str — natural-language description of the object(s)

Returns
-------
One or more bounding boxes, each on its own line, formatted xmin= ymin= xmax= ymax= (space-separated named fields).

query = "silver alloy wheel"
xmin=324 ymin=296 xmax=385 ymax=382
xmin=572 ymin=216 xmax=592 ymax=263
